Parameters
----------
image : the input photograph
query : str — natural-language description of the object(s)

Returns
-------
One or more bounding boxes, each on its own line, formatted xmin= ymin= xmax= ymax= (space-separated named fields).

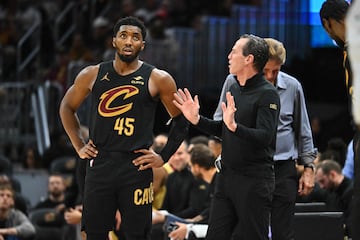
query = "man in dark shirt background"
xmin=316 ymin=159 xmax=353 ymax=237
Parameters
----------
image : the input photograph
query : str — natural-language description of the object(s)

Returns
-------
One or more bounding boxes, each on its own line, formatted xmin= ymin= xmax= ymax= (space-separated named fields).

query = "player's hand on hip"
xmin=78 ymin=139 xmax=98 ymax=159
xmin=133 ymin=148 xmax=164 ymax=170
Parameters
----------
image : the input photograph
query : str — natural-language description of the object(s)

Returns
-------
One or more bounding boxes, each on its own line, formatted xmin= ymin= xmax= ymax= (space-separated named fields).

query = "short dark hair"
xmin=190 ymin=144 xmax=215 ymax=170
xmin=240 ymin=34 xmax=269 ymax=72
xmin=113 ymin=16 xmax=147 ymax=40
xmin=317 ymin=159 xmax=342 ymax=175
xmin=319 ymin=0 xmax=349 ymax=26
xmin=189 ymin=135 xmax=209 ymax=146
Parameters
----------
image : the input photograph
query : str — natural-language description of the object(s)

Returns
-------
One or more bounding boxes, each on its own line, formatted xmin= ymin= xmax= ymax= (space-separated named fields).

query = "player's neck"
xmin=113 ymin=59 xmax=142 ymax=76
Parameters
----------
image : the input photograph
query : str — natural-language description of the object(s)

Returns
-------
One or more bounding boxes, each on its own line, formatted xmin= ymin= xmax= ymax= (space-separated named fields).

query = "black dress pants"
xmin=270 ymin=160 xmax=297 ymax=240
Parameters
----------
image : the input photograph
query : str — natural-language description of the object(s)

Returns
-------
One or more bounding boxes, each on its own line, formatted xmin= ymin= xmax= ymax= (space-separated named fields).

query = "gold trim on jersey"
xmin=134 ymin=182 xmax=154 ymax=205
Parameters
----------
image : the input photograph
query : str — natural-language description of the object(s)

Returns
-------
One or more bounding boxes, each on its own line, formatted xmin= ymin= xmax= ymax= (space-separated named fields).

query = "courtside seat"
xmin=294 ymin=211 xmax=344 ymax=240
xmin=295 ymin=202 xmax=327 ymax=213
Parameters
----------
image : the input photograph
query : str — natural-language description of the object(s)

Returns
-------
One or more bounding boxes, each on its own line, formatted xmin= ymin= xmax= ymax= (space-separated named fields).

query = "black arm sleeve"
xmin=196 ymin=116 xmax=222 ymax=138
xmin=160 ymin=114 xmax=190 ymax=162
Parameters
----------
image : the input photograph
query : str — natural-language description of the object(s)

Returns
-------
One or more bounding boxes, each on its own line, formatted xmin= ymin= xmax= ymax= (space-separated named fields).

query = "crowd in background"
xmin=0 ymin=0 xmax=259 ymax=83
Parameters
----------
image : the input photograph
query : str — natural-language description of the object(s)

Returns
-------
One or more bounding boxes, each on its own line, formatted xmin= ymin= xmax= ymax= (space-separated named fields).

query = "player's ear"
xmin=322 ymin=18 xmax=331 ymax=32
xmin=141 ymin=41 xmax=145 ymax=51
xmin=112 ymin=38 xmax=116 ymax=48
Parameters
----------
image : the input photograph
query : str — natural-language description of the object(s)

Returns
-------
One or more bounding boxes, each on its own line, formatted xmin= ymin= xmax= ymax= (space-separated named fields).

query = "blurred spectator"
xmin=68 ymin=32 xmax=95 ymax=63
xmin=102 ymin=33 xmax=115 ymax=61
xmin=40 ymin=0 xmax=62 ymax=23
xmin=0 ymin=174 xmax=30 ymax=216
xmin=155 ymin=0 xmax=170 ymax=22
xmin=0 ymin=13 xmax=19 ymax=80
xmin=0 ymin=155 xmax=12 ymax=176
xmin=320 ymin=137 xmax=347 ymax=168
xmin=167 ymin=0 xmax=192 ymax=27
xmin=151 ymin=133 xmax=172 ymax=210
xmin=16 ymin=0 xmax=41 ymax=32
xmin=140 ymin=15 xmax=179 ymax=78
xmin=120 ymin=0 xmax=137 ymax=18
xmin=168 ymin=143 xmax=217 ymax=240
xmin=15 ymin=0 xmax=41 ymax=79
xmin=189 ymin=135 xmax=209 ymax=150
xmin=43 ymin=46 xmax=71 ymax=93
xmin=33 ymin=173 xmax=77 ymax=239
xmin=89 ymin=16 xmax=112 ymax=61
xmin=135 ymin=0 xmax=162 ymax=24
xmin=0 ymin=183 xmax=35 ymax=240
xmin=316 ymin=159 xmax=353 ymax=238
xmin=21 ymin=145 xmax=43 ymax=170
xmin=296 ymin=151 xmax=336 ymax=207
xmin=42 ymin=129 xmax=76 ymax=170
xmin=34 ymin=174 xmax=66 ymax=213
xmin=152 ymin=141 xmax=209 ymax=239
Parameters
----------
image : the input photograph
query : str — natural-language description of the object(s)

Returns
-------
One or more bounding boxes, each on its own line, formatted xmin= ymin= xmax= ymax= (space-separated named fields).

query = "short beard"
xmin=117 ymin=49 xmax=141 ymax=63
xmin=51 ymin=191 xmax=62 ymax=199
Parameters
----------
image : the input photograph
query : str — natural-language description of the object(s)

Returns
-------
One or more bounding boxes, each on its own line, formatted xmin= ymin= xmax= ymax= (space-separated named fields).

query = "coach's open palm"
xmin=173 ymin=88 xmax=200 ymax=125
xmin=221 ymin=92 xmax=237 ymax=132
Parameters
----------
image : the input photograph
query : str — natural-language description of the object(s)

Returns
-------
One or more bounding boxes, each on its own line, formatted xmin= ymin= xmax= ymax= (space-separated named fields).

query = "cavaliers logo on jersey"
xmin=98 ymin=85 xmax=139 ymax=117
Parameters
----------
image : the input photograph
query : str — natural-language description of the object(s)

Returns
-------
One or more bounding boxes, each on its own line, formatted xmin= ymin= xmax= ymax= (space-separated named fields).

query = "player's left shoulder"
xmin=150 ymin=67 xmax=174 ymax=85
xmin=151 ymin=67 xmax=171 ymax=78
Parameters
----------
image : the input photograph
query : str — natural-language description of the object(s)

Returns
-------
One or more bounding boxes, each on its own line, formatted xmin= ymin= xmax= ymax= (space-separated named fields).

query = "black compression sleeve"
xmin=159 ymin=114 xmax=189 ymax=162
xmin=196 ymin=116 xmax=222 ymax=138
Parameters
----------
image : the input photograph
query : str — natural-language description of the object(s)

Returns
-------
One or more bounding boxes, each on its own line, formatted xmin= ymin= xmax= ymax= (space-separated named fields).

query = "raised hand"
xmin=221 ymin=92 xmax=237 ymax=132
xmin=173 ymin=88 xmax=200 ymax=125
